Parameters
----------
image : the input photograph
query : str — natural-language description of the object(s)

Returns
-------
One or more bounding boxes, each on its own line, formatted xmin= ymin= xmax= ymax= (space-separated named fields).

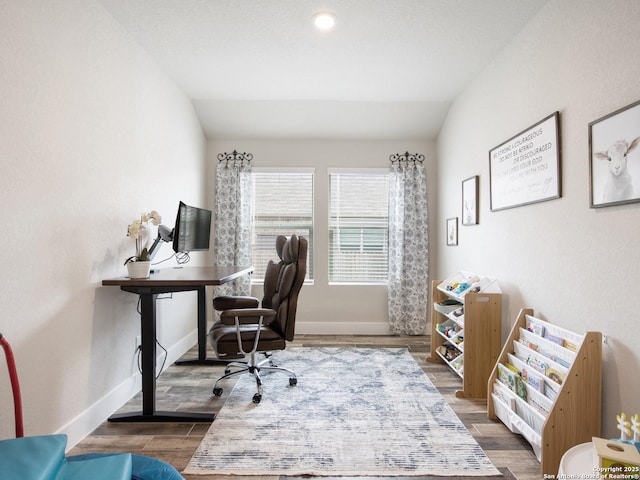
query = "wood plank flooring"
xmin=69 ymin=335 xmax=541 ymax=480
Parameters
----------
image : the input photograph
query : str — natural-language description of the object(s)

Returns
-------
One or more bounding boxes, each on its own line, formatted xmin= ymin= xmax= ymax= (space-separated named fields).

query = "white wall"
xmin=436 ymin=0 xmax=640 ymax=438
xmin=0 ymin=0 xmax=207 ymax=444
xmin=208 ymin=139 xmax=436 ymax=334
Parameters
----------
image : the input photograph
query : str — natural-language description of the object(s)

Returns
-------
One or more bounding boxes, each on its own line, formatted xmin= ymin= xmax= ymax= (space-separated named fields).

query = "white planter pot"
xmin=126 ymin=261 xmax=151 ymax=279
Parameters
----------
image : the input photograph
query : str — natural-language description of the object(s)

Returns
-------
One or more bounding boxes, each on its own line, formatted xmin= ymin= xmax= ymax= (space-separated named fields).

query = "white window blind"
xmin=329 ymin=170 xmax=389 ymax=284
xmin=252 ymin=170 xmax=313 ymax=281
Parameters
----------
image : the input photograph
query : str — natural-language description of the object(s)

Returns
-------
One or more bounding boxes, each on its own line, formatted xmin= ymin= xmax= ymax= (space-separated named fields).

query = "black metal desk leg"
xmin=140 ymin=292 xmax=157 ymax=416
xmin=174 ymin=286 xmax=228 ymax=366
xmin=197 ymin=286 xmax=207 ymax=361
xmin=109 ymin=290 xmax=214 ymax=423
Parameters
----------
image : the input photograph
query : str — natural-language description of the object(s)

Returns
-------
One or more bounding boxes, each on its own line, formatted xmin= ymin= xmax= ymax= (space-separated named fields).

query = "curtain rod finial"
xmin=389 ymin=152 xmax=425 ymax=164
xmin=218 ymin=150 xmax=254 ymax=166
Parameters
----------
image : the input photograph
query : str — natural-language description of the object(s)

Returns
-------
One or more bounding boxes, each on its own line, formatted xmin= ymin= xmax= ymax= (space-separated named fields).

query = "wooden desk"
xmin=102 ymin=265 xmax=253 ymax=423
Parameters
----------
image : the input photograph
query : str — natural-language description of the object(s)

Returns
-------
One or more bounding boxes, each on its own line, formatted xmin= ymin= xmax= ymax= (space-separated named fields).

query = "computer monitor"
xmin=172 ymin=201 xmax=212 ymax=254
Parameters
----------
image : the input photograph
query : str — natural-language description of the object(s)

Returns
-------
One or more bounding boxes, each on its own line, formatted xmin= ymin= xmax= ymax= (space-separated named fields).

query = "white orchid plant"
xmin=125 ymin=210 xmax=162 ymax=264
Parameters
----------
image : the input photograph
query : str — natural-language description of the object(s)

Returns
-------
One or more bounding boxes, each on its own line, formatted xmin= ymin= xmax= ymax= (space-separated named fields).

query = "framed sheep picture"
xmin=589 ymin=99 xmax=640 ymax=208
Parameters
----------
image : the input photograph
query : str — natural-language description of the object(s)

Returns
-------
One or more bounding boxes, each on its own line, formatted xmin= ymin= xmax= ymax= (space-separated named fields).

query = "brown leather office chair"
xmin=209 ymin=234 xmax=307 ymax=403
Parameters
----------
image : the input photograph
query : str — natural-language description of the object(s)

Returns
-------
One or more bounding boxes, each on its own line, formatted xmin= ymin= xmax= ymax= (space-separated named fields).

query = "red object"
xmin=0 ymin=333 xmax=24 ymax=437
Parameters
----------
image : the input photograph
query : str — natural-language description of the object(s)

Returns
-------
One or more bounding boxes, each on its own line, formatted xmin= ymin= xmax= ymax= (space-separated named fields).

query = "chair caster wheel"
xmin=224 ymin=368 xmax=231 ymax=374
xmin=213 ymin=386 xmax=223 ymax=396
xmin=252 ymin=393 xmax=262 ymax=403
xmin=289 ymin=377 xmax=297 ymax=386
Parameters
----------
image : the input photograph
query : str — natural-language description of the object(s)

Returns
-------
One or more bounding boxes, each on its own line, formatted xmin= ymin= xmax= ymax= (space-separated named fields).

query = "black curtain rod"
xmin=217 ymin=150 xmax=253 ymax=166
xmin=389 ymin=151 xmax=424 ymax=164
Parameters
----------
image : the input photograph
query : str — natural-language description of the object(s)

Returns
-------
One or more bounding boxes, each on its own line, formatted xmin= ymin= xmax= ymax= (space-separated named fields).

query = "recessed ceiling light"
xmin=313 ymin=12 xmax=336 ymax=31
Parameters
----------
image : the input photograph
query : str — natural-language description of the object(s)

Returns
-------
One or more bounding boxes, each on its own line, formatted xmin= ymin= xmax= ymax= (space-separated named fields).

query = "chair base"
xmin=212 ymin=352 xmax=296 ymax=403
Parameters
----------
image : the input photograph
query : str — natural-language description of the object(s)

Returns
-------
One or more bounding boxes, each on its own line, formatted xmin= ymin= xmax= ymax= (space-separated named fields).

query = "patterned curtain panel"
xmin=388 ymin=161 xmax=429 ymax=335
xmin=214 ymin=161 xmax=253 ymax=298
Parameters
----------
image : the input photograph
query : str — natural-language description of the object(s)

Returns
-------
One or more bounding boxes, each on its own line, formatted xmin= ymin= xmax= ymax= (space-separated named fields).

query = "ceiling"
xmin=98 ymin=0 xmax=548 ymax=140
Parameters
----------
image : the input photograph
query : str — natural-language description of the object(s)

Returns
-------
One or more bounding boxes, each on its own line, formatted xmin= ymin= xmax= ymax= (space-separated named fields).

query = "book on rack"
xmin=526 ymin=316 xmax=545 ymax=336
xmin=507 ymin=353 xmax=545 ymax=393
xmin=498 ymin=363 xmax=527 ymax=401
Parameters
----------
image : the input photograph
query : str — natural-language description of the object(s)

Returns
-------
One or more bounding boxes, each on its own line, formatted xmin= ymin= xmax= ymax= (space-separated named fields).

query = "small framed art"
xmin=462 ymin=175 xmax=479 ymax=225
xmin=589 ymin=99 xmax=640 ymax=208
xmin=446 ymin=217 xmax=458 ymax=246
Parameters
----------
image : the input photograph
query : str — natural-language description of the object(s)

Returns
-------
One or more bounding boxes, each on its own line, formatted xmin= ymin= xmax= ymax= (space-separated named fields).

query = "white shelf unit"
xmin=428 ymin=272 xmax=502 ymax=398
xmin=487 ymin=308 xmax=602 ymax=476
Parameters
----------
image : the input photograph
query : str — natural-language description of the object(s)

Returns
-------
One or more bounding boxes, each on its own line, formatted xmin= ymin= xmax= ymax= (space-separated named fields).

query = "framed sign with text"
xmin=489 ymin=112 xmax=561 ymax=211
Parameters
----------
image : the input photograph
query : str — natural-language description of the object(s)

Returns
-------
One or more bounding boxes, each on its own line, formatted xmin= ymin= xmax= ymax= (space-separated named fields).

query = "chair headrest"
xmin=276 ymin=235 xmax=300 ymax=264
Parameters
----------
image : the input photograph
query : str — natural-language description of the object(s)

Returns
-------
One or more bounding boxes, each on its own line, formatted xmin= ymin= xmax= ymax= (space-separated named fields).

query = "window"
xmin=329 ymin=170 xmax=389 ymax=284
xmin=252 ymin=170 xmax=314 ymax=282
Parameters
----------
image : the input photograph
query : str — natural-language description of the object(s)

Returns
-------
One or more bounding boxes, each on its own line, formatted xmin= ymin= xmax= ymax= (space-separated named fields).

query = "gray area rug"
xmin=184 ymin=347 xmax=500 ymax=476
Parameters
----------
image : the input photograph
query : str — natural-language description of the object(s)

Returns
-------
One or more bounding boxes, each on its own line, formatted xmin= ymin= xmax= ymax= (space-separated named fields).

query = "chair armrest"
xmin=213 ymin=295 xmax=259 ymax=311
xmin=220 ymin=308 xmax=277 ymax=325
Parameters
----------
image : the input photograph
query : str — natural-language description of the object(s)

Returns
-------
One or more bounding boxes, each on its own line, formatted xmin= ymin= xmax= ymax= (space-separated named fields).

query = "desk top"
xmin=102 ymin=265 xmax=253 ymax=287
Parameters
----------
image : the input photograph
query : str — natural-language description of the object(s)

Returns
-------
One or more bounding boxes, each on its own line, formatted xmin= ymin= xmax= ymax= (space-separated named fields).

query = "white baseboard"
xmin=296 ymin=321 xmax=392 ymax=335
xmin=58 ymin=373 xmax=141 ymax=452
xmin=60 ymin=330 xmax=198 ymax=451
